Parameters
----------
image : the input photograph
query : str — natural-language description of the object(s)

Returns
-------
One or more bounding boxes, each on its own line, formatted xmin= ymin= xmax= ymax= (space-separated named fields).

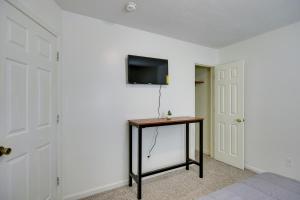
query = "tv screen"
xmin=128 ymin=55 xmax=168 ymax=85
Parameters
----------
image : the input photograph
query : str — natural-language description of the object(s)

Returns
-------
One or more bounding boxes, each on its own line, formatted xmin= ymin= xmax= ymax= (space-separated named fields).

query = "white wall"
xmin=219 ymin=21 xmax=300 ymax=181
xmin=62 ymin=11 xmax=218 ymax=199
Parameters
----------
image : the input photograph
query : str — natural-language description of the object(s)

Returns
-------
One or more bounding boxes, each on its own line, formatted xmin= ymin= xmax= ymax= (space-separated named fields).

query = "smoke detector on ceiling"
xmin=126 ymin=1 xmax=137 ymax=12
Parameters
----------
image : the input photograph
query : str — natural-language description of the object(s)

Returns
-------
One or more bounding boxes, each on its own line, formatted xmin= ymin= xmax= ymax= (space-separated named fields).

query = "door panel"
xmin=8 ymin=153 xmax=30 ymax=200
xmin=214 ymin=61 xmax=244 ymax=169
xmin=37 ymin=143 xmax=51 ymax=200
xmin=229 ymin=124 xmax=238 ymax=156
xmin=7 ymin=16 xmax=28 ymax=50
xmin=6 ymin=59 xmax=29 ymax=135
xmin=0 ymin=2 xmax=58 ymax=199
xmin=218 ymin=122 xmax=225 ymax=153
xmin=217 ymin=84 xmax=226 ymax=114
xmin=37 ymin=67 xmax=51 ymax=128
xmin=229 ymin=84 xmax=238 ymax=115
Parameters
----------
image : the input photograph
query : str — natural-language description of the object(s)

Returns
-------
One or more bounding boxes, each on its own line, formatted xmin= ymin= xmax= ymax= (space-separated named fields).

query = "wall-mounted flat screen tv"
xmin=128 ymin=55 xmax=168 ymax=85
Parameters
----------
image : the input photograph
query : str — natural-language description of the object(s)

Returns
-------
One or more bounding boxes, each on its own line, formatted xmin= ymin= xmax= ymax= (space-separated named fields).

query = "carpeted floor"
xmin=81 ymin=156 xmax=255 ymax=200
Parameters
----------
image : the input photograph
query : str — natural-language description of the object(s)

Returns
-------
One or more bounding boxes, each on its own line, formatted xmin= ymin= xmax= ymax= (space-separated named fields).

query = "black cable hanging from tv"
xmin=147 ymin=85 xmax=162 ymax=158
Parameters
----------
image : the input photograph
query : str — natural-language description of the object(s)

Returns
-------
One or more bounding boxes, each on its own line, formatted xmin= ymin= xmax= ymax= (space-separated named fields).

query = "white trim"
xmin=63 ymin=166 xmax=189 ymax=200
xmin=63 ymin=180 xmax=128 ymax=200
xmin=210 ymin=67 xmax=214 ymax=158
xmin=5 ymin=0 xmax=59 ymax=36
xmin=195 ymin=149 xmax=210 ymax=157
xmin=63 ymin=163 xmax=265 ymax=200
xmin=245 ymin=164 xmax=265 ymax=174
xmin=194 ymin=64 xmax=215 ymax=157
xmin=56 ymin=36 xmax=63 ymax=200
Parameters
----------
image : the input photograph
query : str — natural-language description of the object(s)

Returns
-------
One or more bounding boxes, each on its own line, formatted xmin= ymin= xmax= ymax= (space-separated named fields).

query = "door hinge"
xmin=56 ymin=52 xmax=60 ymax=62
xmin=56 ymin=114 xmax=60 ymax=124
xmin=57 ymin=177 xmax=60 ymax=186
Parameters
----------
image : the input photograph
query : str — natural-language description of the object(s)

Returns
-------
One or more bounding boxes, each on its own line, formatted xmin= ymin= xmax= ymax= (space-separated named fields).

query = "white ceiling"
xmin=55 ymin=0 xmax=300 ymax=48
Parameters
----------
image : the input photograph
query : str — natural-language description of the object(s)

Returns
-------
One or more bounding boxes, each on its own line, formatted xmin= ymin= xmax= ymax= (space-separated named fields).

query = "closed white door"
xmin=214 ymin=60 xmax=245 ymax=169
xmin=0 ymin=1 xmax=58 ymax=200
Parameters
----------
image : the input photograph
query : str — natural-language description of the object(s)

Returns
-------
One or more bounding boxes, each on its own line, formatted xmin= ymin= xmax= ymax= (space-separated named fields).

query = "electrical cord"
xmin=147 ymin=85 xmax=162 ymax=158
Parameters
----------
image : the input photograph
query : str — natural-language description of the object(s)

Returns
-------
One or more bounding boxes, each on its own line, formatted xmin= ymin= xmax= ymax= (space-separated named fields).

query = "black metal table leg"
xmin=186 ymin=123 xmax=189 ymax=170
xmin=129 ymin=125 xmax=133 ymax=186
xmin=199 ymin=121 xmax=203 ymax=178
xmin=137 ymin=127 xmax=142 ymax=199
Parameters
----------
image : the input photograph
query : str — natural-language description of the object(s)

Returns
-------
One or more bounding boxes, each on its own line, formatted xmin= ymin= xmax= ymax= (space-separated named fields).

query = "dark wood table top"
xmin=128 ymin=116 xmax=204 ymax=127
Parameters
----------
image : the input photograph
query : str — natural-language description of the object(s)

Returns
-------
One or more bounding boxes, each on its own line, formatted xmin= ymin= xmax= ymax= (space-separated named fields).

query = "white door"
xmin=214 ymin=60 xmax=245 ymax=169
xmin=0 ymin=1 xmax=58 ymax=200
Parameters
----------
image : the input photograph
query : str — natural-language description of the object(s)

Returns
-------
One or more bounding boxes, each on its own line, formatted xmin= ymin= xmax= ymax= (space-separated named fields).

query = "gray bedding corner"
xmin=198 ymin=173 xmax=300 ymax=200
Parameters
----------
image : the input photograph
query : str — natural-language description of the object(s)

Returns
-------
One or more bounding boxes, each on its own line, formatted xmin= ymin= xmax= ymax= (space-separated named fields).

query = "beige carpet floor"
xmin=81 ymin=156 xmax=255 ymax=200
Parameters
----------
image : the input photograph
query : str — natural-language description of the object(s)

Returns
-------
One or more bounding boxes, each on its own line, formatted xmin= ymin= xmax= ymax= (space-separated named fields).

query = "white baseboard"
xmin=63 ymin=163 xmax=265 ymax=200
xmin=63 ymin=166 xmax=190 ymax=200
xmin=245 ymin=163 xmax=265 ymax=174
xmin=195 ymin=149 xmax=210 ymax=157
xmin=63 ymin=179 xmax=128 ymax=200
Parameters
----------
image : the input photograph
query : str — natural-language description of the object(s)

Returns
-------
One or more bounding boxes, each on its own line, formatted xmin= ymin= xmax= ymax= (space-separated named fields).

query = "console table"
xmin=128 ymin=116 xmax=204 ymax=199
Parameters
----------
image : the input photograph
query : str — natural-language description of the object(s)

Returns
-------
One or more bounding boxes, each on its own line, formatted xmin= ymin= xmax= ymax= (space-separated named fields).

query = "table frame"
xmin=128 ymin=118 xmax=203 ymax=199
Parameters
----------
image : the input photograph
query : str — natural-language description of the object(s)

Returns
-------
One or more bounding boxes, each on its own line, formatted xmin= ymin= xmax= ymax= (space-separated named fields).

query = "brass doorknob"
xmin=236 ymin=118 xmax=245 ymax=123
xmin=0 ymin=146 xmax=12 ymax=157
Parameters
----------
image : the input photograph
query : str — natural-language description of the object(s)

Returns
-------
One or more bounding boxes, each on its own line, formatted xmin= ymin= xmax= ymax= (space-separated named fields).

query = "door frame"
xmin=194 ymin=64 xmax=215 ymax=158
xmin=3 ymin=1 xmax=63 ymax=199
